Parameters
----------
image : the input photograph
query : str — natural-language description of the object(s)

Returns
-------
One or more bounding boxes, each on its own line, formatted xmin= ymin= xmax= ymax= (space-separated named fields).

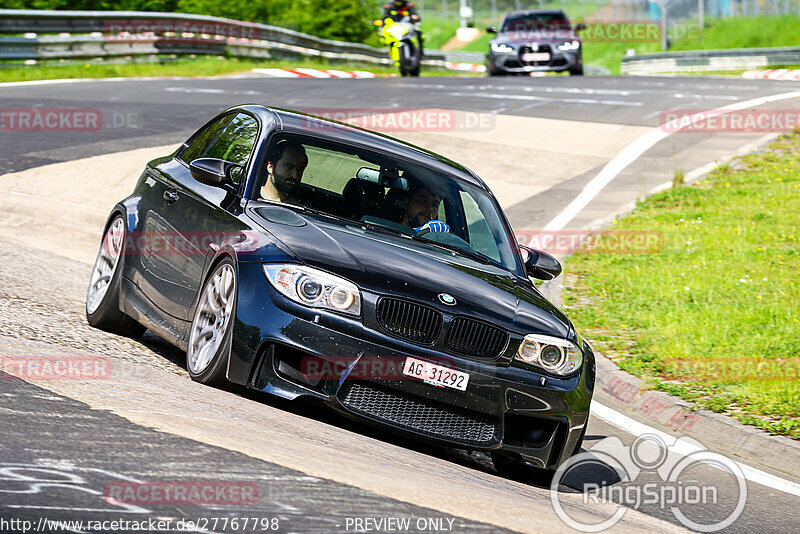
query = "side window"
xmin=180 ymin=114 xmax=235 ymax=165
xmin=203 ymin=113 xmax=259 ymax=182
xmin=301 ymin=145 xmax=364 ymax=194
xmin=460 ymin=190 xmax=502 ymax=262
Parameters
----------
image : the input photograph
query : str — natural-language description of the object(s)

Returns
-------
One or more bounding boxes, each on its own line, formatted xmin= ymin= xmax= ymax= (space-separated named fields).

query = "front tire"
xmin=187 ymin=258 xmax=237 ymax=387
xmin=86 ymin=215 xmax=145 ymax=338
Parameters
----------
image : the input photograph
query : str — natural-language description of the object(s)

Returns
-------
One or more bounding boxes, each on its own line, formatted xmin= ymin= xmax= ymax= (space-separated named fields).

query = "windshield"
xmin=502 ymin=13 xmax=571 ymax=34
xmin=251 ymin=133 xmax=520 ymax=272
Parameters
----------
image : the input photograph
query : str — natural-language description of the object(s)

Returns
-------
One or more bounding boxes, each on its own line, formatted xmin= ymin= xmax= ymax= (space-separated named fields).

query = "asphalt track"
xmin=1 ymin=74 xmax=800 ymax=533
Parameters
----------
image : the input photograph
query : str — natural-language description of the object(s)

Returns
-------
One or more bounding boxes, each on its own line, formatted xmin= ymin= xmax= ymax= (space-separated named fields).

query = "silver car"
xmin=487 ymin=9 xmax=585 ymax=76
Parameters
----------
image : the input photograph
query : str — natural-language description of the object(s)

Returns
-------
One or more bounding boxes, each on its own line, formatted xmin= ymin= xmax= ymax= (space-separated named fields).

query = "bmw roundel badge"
xmin=438 ymin=293 xmax=456 ymax=306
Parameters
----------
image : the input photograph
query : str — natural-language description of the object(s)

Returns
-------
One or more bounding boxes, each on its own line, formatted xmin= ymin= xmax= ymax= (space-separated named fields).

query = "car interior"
xmin=253 ymin=134 xmax=509 ymax=267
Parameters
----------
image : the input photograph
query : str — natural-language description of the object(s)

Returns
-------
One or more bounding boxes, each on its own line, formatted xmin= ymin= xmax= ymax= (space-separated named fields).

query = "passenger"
xmin=400 ymin=180 xmax=450 ymax=233
xmin=259 ymin=141 xmax=308 ymax=204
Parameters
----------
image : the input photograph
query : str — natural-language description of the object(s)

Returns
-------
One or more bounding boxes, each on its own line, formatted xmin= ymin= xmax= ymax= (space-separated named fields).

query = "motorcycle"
xmin=374 ymin=16 xmax=422 ymax=77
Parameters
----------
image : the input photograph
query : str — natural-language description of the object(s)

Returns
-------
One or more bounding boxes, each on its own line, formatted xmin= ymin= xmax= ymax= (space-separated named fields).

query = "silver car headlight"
xmin=491 ymin=42 xmax=514 ymax=53
xmin=263 ymin=264 xmax=361 ymax=316
xmin=515 ymin=334 xmax=582 ymax=376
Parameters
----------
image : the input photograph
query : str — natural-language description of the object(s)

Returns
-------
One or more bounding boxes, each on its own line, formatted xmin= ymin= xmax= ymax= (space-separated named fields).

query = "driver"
xmin=400 ymin=180 xmax=449 ymax=233
xmin=383 ymin=0 xmax=420 ymax=22
xmin=259 ymin=141 xmax=308 ymax=204
xmin=382 ymin=0 xmax=424 ymax=55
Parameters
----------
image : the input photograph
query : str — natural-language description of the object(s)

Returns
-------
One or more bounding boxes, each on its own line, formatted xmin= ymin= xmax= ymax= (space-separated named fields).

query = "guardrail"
xmin=621 ymin=46 xmax=800 ymax=75
xmin=0 ymin=9 xmax=485 ymax=68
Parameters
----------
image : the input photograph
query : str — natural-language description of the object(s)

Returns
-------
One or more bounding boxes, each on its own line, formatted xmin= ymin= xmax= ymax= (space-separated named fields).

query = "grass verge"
xmin=563 ymin=133 xmax=800 ymax=439
xmin=671 ymin=16 xmax=800 ymax=51
xmin=0 ymin=56 xmax=477 ymax=83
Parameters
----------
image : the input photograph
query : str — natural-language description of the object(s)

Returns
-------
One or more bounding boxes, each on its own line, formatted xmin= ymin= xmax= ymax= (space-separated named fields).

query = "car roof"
xmin=503 ymin=9 xmax=568 ymax=18
xmin=235 ymin=104 xmax=490 ymax=192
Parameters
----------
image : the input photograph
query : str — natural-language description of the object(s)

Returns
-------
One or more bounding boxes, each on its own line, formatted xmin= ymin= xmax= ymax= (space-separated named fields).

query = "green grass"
xmin=563 ymin=133 xmax=800 ymax=439
xmin=0 ymin=55 xmax=479 ymax=83
xmin=459 ymin=31 xmax=493 ymax=53
xmin=421 ymin=15 xmax=463 ymax=51
xmin=584 ymin=42 xmax=660 ymax=75
xmin=671 ymin=16 xmax=800 ymax=51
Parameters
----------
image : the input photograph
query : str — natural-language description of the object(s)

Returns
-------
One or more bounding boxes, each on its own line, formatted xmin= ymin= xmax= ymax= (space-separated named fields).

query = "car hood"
xmin=248 ymin=206 xmax=571 ymax=338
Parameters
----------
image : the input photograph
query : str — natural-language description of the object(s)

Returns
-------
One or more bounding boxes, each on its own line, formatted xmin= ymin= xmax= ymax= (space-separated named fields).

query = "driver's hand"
xmin=414 ymin=220 xmax=450 ymax=233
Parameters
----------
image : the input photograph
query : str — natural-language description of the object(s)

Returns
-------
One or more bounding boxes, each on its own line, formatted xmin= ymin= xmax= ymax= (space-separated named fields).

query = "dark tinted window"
xmin=253 ymin=135 xmax=519 ymax=272
xmin=502 ymin=13 xmax=570 ymax=32
xmin=181 ymin=113 xmax=258 ymax=184
xmin=181 ymin=114 xmax=235 ymax=164
xmin=204 ymin=114 xmax=259 ymax=169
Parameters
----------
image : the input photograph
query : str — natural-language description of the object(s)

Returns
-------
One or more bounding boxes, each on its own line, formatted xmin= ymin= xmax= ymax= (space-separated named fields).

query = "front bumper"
xmin=488 ymin=46 xmax=581 ymax=73
xmin=229 ymin=262 xmax=594 ymax=469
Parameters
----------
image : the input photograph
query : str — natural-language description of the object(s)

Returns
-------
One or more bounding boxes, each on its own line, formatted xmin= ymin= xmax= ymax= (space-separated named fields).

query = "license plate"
xmin=402 ymin=357 xmax=469 ymax=391
xmin=522 ymin=52 xmax=550 ymax=62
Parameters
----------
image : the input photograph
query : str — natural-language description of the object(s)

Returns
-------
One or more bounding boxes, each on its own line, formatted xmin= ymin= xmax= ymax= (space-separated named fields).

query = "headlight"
xmin=515 ymin=334 xmax=582 ymax=376
xmin=491 ymin=42 xmax=514 ymax=53
xmin=263 ymin=264 xmax=361 ymax=316
xmin=557 ymin=40 xmax=580 ymax=51
xmin=387 ymin=25 xmax=407 ymax=39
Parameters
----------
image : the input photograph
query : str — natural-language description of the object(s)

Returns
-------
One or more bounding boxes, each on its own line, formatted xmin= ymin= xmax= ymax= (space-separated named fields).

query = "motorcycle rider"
xmin=382 ymin=0 xmax=423 ymax=55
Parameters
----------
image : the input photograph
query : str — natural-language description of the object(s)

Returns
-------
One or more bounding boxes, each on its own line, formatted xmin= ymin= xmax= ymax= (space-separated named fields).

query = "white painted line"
xmin=591 ymin=400 xmax=800 ymax=497
xmin=543 ymin=90 xmax=800 ymax=231
xmin=446 ymin=91 xmax=644 ymax=107
xmin=0 ymin=77 xmax=158 ymax=88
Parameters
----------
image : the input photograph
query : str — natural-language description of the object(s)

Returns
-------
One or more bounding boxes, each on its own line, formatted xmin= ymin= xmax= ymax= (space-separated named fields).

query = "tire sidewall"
xmin=86 ymin=214 xmax=126 ymax=325
xmin=187 ymin=257 xmax=237 ymax=385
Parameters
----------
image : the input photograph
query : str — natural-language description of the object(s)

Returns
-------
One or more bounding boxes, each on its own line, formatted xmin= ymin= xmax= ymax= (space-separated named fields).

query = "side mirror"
xmin=189 ymin=157 xmax=240 ymax=188
xmin=575 ymin=23 xmax=587 ymax=32
xmin=486 ymin=26 xmax=497 ymax=34
xmin=519 ymin=245 xmax=562 ymax=280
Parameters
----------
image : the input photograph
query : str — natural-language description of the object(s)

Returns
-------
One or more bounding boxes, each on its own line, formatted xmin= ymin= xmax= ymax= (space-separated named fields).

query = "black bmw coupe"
xmin=86 ymin=105 xmax=595 ymax=475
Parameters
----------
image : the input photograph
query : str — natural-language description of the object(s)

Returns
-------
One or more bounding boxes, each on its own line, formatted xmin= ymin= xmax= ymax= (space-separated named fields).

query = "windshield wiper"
xmin=411 ymin=235 xmax=496 ymax=266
